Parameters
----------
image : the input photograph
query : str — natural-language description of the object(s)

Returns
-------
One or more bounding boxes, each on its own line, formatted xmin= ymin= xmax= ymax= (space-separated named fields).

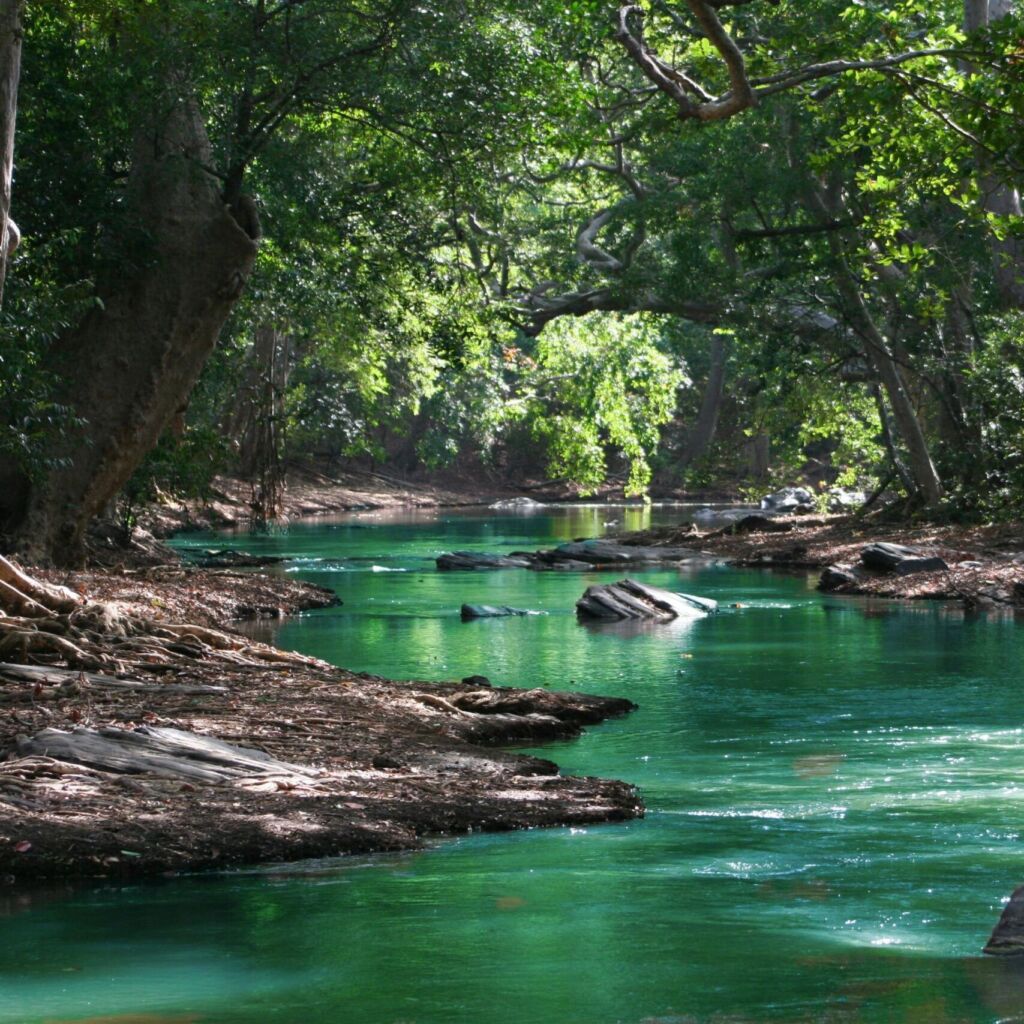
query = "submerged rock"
xmin=436 ymin=551 xmax=534 ymax=570
xmin=188 ymin=548 xmax=286 ymax=568
xmin=460 ymin=604 xmax=542 ymax=620
xmin=532 ymin=540 xmax=702 ymax=568
xmin=576 ymin=578 xmax=717 ymax=622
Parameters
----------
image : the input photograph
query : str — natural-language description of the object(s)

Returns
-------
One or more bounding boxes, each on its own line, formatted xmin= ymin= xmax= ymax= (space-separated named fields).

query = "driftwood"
xmin=576 ymin=579 xmax=717 ymax=621
xmin=18 ymin=725 xmax=315 ymax=784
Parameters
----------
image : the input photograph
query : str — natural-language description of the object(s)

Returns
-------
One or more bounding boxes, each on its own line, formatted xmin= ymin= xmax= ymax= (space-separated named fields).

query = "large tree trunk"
xmin=0 ymin=95 xmax=259 ymax=565
xmin=679 ymin=333 xmax=727 ymax=471
xmin=0 ymin=0 xmax=22 ymax=305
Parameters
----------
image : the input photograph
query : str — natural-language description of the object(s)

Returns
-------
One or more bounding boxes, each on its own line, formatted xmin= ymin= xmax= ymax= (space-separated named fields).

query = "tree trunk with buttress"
xmin=0 ymin=95 xmax=259 ymax=565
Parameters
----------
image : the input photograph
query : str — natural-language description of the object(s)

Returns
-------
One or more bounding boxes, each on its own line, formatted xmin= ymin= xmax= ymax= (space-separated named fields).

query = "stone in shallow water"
xmin=460 ymin=604 xmax=541 ymax=620
xmin=576 ymin=578 xmax=716 ymax=621
xmin=436 ymin=551 xmax=533 ymax=570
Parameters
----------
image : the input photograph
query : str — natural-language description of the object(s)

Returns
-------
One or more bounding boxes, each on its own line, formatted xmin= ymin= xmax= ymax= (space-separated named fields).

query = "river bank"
xmin=624 ymin=513 xmax=1024 ymax=609
xmin=0 ymin=559 xmax=640 ymax=881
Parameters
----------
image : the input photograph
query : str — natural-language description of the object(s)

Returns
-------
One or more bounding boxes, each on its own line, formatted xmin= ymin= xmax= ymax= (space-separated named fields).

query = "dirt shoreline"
xmin=0 ymin=564 xmax=641 ymax=882
xmin=626 ymin=514 xmax=1024 ymax=609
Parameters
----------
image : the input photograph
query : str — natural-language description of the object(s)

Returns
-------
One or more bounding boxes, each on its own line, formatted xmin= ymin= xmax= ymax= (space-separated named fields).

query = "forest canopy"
xmin=2 ymin=0 xmax=1024 ymax=564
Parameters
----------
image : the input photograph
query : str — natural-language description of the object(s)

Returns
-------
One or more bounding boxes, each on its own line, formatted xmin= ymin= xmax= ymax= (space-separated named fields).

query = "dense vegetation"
xmin=2 ymin=0 xmax=1023 ymax=563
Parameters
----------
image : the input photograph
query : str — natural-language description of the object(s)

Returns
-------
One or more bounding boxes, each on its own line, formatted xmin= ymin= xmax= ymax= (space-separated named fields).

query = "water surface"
xmin=4 ymin=507 xmax=1024 ymax=1023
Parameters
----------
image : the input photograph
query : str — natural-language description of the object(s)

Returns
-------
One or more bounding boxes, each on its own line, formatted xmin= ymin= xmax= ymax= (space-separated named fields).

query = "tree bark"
xmin=679 ymin=333 xmax=728 ymax=470
xmin=0 ymin=0 xmax=22 ymax=305
xmin=0 ymin=95 xmax=259 ymax=565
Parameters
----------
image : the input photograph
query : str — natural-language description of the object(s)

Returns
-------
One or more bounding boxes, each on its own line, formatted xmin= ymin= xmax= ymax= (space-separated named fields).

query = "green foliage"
xmin=522 ymin=314 xmax=684 ymax=494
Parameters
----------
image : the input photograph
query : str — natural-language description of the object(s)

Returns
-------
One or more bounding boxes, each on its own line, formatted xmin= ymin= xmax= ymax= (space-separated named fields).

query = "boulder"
xmin=576 ymin=578 xmax=717 ymax=622
xmin=436 ymin=551 xmax=534 ymax=570
xmin=860 ymin=542 xmax=925 ymax=571
xmin=460 ymin=604 xmax=542 ymax=620
xmin=860 ymin=543 xmax=948 ymax=574
xmin=760 ymin=487 xmax=815 ymax=513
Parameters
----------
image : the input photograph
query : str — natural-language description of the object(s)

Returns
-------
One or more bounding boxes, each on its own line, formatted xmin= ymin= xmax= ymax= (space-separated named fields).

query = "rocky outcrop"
xmin=576 ymin=578 xmax=717 ymax=621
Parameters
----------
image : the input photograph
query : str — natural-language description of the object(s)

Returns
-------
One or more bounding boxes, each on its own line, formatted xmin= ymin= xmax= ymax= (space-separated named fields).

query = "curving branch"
xmin=614 ymin=3 xmax=961 ymax=124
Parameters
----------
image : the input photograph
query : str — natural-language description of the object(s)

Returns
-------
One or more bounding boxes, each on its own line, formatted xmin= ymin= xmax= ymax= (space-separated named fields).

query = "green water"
xmin=5 ymin=507 xmax=1024 ymax=1024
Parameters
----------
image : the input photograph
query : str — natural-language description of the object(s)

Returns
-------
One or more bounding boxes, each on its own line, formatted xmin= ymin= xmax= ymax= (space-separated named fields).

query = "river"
xmin=4 ymin=506 xmax=1024 ymax=1023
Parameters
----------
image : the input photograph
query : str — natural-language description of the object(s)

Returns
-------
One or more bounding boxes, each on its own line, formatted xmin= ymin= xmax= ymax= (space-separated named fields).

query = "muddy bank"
xmin=619 ymin=515 xmax=1024 ymax=609
xmin=0 ymin=561 xmax=640 ymax=881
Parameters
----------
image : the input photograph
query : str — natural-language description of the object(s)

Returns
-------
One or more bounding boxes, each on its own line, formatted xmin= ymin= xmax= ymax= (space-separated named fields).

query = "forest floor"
xmin=628 ymin=514 xmax=1024 ymax=609
xmin=0 ymin=564 xmax=640 ymax=882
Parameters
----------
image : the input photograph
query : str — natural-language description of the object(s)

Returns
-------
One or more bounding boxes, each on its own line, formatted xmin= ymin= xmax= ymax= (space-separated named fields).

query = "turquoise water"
xmin=5 ymin=507 xmax=1024 ymax=1023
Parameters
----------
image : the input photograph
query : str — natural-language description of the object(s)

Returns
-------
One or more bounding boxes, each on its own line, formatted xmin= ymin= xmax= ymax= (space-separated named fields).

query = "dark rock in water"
xmin=985 ymin=884 xmax=1024 ymax=955
xmin=892 ymin=556 xmax=949 ymax=576
xmin=536 ymin=540 xmax=700 ymax=568
xmin=460 ymin=604 xmax=541 ymax=620
xmin=189 ymin=548 xmax=286 ymax=568
xmin=818 ymin=565 xmax=861 ymax=592
xmin=860 ymin=542 xmax=925 ymax=571
xmin=760 ymin=486 xmax=815 ymax=513
xmin=576 ymin=578 xmax=717 ymax=621
xmin=461 ymin=674 xmax=492 ymax=687
xmin=712 ymin=514 xmax=794 ymax=536
xmin=436 ymin=551 xmax=534 ymax=570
